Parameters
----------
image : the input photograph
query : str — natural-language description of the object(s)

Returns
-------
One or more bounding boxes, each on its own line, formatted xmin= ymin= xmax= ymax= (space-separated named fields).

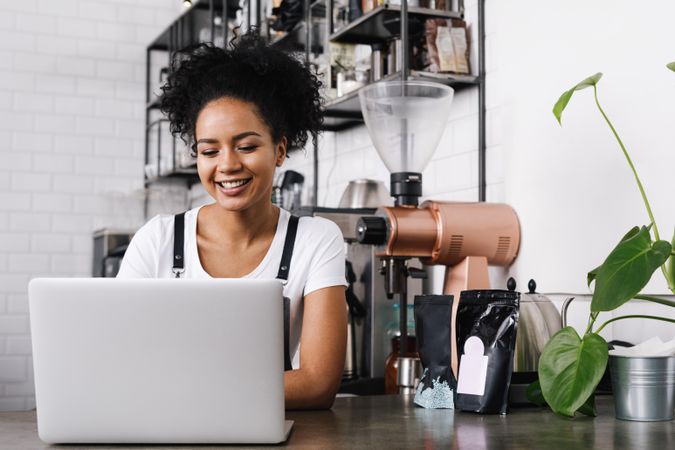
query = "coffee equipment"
xmin=273 ymin=170 xmax=304 ymax=211
xmin=512 ymin=279 xmax=561 ymax=372
xmin=338 ymin=179 xmax=389 ymax=209
xmin=355 ymin=80 xmax=521 ymax=390
xmin=295 ymin=179 xmax=424 ymax=389
xmin=339 ymin=179 xmax=389 ymax=381
xmin=93 ymin=229 xmax=135 ymax=277
xmin=508 ymin=278 xmax=562 ymax=404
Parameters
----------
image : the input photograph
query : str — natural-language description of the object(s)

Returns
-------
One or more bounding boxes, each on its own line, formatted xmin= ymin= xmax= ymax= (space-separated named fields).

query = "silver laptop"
xmin=28 ymin=278 xmax=293 ymax=444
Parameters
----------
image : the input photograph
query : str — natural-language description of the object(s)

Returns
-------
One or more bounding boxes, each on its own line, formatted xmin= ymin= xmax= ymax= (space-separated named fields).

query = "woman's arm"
xmin=116 ymin=216 xmax=163 ymax=278
xmin=284 ymin=285 xmax=347 ymax=410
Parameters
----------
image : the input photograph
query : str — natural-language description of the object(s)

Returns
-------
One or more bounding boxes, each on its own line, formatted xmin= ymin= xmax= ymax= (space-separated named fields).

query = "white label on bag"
xmin=456 ymin=336 xmax=489 ymax=396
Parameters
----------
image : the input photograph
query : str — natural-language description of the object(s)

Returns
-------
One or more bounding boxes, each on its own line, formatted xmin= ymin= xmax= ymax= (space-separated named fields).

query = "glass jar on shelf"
xmin=333 ymin=0 xmax=349 ymax=32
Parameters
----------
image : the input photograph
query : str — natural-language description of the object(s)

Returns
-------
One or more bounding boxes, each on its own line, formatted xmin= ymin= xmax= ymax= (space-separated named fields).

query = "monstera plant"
xmin=528 ymin=64 xmax=675 ymax=417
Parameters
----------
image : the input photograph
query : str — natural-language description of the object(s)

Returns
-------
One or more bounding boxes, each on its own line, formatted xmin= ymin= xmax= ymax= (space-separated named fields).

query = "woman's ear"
xmin=276 ymin=137 xmax=288 ymax=167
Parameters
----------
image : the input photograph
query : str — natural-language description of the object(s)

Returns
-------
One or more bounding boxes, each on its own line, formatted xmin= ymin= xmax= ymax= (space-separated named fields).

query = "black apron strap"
xmin=276 ymin=215 xmax=299 ymax=282
xmin=282 ymin=297 xmax=292 ymax=371
xmin=277 ymin=215 xmax=299 ymax=371
xmin=172 ymin=212 xmax=186 ymax=278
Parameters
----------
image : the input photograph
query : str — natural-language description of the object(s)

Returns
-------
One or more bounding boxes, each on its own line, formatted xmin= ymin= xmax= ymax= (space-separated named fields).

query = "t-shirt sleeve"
xmin=303 ymin=218 xmax=348 ymax=296
xmin=116 ymin=215 xmax=163 ymax=278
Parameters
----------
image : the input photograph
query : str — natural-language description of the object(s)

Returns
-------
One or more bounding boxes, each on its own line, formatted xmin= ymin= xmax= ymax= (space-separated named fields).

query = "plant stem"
xmin=584 ymin=311 xmax=599 ymax=335
xmin=592 ymin=85 xmax=659 ymax=239
xmin=634 ymin=294 xmax=675 ymax=308
xmin=595 ymin=314 xmax=675 ymax=335
xmin=592 ymin=85 xmax=672 ymax=290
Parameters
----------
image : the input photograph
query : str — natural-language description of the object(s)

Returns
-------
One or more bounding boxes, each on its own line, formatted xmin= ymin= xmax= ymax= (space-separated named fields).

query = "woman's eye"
xmin=238 ymin=145 xmax=258 ymax=152
xmin=200 ymin=149 xmax=219 ymax=157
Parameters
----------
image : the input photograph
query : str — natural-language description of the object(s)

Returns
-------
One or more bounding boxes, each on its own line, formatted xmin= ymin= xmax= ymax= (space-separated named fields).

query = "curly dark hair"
xmin=159 ymin=30 xmax=323 ymax=155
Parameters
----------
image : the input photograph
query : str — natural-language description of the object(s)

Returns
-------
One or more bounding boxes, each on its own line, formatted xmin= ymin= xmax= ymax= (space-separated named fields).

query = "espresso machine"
xmin=354 ymin=81 xmax=521 ymax=388
xmin=299 ymin=181 xmax=424 ymax=389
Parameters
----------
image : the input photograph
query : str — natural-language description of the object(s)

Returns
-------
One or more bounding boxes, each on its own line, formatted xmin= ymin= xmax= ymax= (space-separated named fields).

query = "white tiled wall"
xmin=0 ymin=0 xmax=183 ymax=411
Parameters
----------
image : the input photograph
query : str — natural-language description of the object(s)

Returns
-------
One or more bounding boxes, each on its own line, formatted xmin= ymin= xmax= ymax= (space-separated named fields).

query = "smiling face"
xmin=194 ymin=97 xmax=286 ymax=212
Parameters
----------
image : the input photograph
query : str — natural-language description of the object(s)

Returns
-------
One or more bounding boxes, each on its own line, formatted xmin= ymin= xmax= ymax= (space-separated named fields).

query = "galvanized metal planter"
xmin=609 ymin=355 xmax=675 ymax=421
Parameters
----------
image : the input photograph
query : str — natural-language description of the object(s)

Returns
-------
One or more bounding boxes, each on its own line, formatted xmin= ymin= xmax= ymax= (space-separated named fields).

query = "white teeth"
xmin=219 ymin=179 xmax=248 ymax=189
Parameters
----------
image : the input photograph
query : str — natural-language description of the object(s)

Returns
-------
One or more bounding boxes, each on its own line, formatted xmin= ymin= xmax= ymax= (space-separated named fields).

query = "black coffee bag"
xmin=413 ymin=295 xmax=455 ymax=409
xmin=455 ymin=290 xmax=519 ymax=414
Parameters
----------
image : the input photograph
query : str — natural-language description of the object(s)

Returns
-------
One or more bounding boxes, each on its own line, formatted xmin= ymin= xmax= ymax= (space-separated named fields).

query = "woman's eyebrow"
xmin=195 ymin=138 xmax=219 ymax=145
xmin=195 ymin=131 xmax=261 ymax=145
xmin=232 ymin=131 xmax=262 ymax=140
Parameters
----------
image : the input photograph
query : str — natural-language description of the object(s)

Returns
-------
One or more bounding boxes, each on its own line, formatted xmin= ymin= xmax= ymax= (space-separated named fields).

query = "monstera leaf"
xmin=526 ymin=379 xmax=546 ymax=406
xmin=578 ymin=393 xmax=597 ymax=417
xmin=553 ymin=73 xmax=603 ymax=124
xmin=591 ymin=225 xmax=671 ymax=312
xmin=538 ymin=327 xmax=608 ymax=417
xmin=526 ymin=379 xmax=596 ymax=416
xmin=587 ymin=226 xmax=640 ymax=287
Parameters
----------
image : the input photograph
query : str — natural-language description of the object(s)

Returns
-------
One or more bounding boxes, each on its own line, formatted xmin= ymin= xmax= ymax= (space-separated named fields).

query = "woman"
xmin=118 ymin=32 xmax=347 ymax=410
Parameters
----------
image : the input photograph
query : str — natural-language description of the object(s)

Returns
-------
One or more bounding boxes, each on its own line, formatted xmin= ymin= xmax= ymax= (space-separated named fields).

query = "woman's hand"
xmin=284 ymin=286 xmax=347 ymax=410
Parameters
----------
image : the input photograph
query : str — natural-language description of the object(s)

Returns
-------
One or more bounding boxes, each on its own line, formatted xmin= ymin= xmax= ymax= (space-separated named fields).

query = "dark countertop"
xmin=1 ymin=395 xmax=672 ymax=449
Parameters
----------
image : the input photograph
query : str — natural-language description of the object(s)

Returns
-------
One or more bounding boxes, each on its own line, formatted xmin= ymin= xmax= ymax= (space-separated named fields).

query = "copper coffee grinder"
xmin=355 ymin=81 xmax=521 ymax=391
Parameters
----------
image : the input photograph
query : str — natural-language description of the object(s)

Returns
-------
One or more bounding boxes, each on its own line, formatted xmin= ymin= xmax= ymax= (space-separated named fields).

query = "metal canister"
xmin=397 ymin=356 xmax=422 ymax=394
xmin=371 ymin=47 xmax=384 ymax=81
xmin=387 ymin=39 xmax=402 ymax=74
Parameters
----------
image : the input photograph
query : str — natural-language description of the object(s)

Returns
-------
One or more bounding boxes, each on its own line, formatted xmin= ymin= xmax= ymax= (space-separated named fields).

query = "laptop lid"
xmin=29 ymin=278 xmax=289 ymax=444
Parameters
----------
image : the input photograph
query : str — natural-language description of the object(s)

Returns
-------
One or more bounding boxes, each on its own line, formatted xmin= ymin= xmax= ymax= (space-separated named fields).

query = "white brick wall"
xmin=0 ymin=0 xmax=183 ymax=411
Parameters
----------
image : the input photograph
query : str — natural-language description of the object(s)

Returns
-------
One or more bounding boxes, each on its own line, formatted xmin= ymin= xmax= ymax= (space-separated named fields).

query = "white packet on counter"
xmin=609 ymin=336 xmax=675 ymax=357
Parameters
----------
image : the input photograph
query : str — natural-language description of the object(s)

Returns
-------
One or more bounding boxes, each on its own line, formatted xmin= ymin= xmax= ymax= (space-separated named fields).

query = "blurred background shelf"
xmin=330 ymin=3 xmax=462 ymax=45
xmin=148 ymin=0 xmax=241 ymax=51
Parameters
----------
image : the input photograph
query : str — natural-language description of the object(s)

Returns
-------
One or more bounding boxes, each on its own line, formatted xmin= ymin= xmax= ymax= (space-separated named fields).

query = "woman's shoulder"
xmin=296 ymin=213 xmax=344 ymax=241
xmin=135 ymin=207 xmax=199 ymax=243
xmin=289 ymin=212 xmax=347 ymax=290
xmin=298 ymin=216 xmax=343 ymax=245
xmin=137 ymin=212 xmax=174 ymax=236
xmin=117 ymin=212 xmax=177 ymax=278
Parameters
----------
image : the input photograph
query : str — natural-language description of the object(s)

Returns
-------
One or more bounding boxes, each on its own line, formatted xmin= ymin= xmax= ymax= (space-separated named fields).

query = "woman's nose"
xmin=216 ymin=148 xmax=243 ymax=172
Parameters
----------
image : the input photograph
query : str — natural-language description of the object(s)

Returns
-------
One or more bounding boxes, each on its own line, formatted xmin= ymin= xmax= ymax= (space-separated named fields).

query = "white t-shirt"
xmin=117 ymin=205 xmax=348 ymax=364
